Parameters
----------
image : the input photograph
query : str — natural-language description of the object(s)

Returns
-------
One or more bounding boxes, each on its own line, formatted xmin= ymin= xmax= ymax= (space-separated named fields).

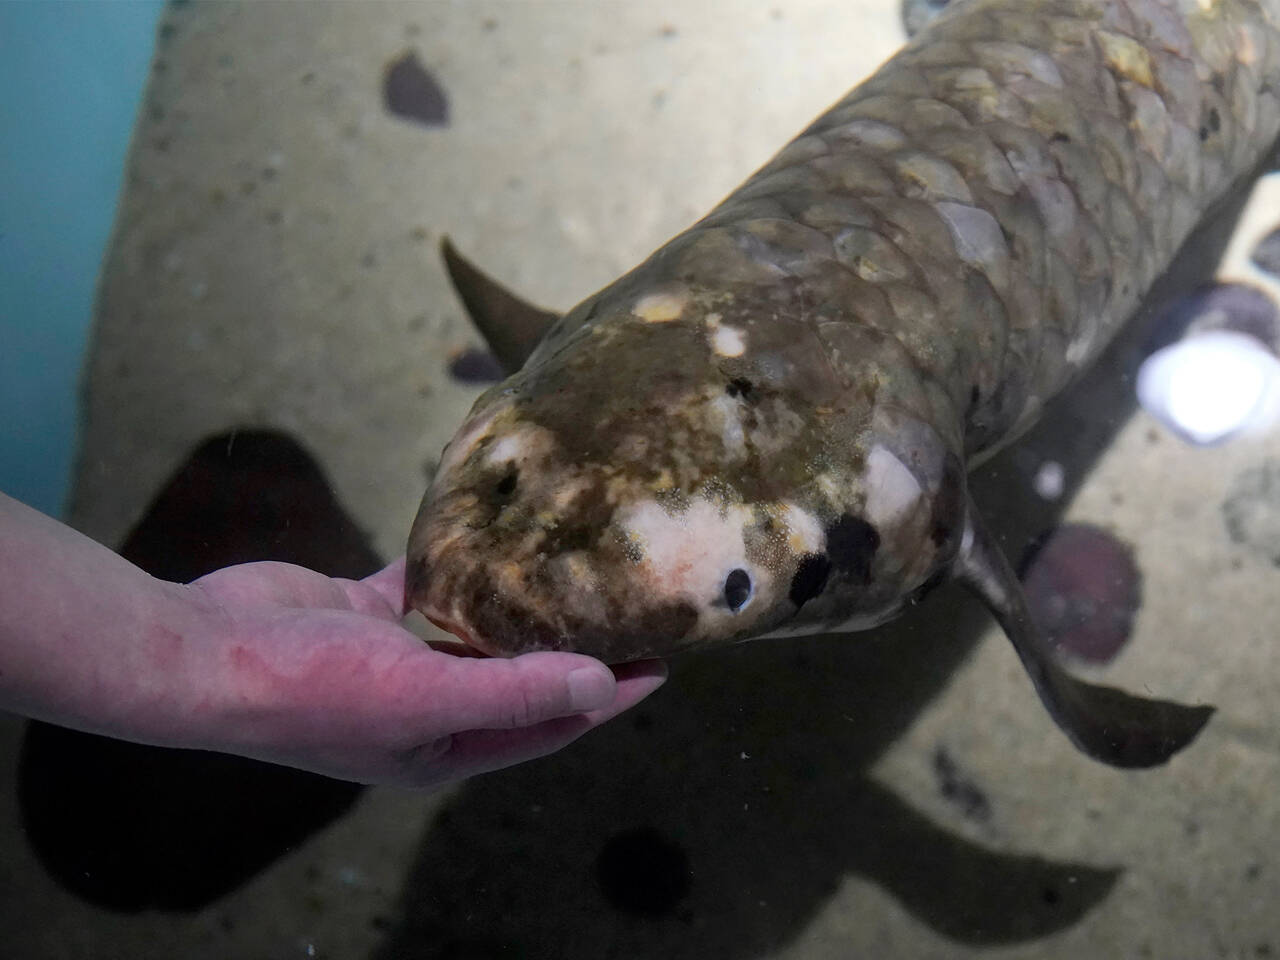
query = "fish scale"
xmin=409 ymin=0 xmax=1280 ymax=768
xmin=540 ymin=0 xmax=1280 ymax=457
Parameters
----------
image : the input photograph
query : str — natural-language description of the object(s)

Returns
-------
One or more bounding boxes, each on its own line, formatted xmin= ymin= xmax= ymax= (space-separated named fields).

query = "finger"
xmin=194 ymin=561 xmax=351 ymax=609
xmin=603 ymin=659 xmax=668 ymax=699
xmin=356 ymin=557 xmax=408 ymax=614
xmin=428 ymin=651 xmax=621 ymax=732
xmin=323 ymin=558 xmax=406 ymax=622
xmin=400 ymin=662 xmax=667 ymax=787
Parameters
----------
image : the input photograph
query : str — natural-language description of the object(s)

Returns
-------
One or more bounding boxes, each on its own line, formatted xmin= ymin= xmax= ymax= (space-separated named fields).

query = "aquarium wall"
xmin=0 ymin=0 xmax=164 ymax=517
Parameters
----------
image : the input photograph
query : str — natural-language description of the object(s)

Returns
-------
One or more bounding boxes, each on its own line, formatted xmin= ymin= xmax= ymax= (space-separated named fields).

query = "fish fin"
xmin=952 ymin=500 xmax=1214 ymax=768
xmin=440 ymin=237 xmax=561 ymax=374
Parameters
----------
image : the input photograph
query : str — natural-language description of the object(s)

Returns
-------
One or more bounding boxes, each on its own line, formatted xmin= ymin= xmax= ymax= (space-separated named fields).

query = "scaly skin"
xmin=408 ymin=0 xmax=1280 ymax=666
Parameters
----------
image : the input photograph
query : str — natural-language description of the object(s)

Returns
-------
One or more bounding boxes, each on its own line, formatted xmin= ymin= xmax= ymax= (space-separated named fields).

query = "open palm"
xmin=186 ymin=557 xmax=666 ymax=788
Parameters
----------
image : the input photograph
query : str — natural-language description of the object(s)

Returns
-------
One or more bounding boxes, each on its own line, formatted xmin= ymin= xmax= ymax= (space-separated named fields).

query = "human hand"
xmin=182 ymin=558 xmax=667 ymax=788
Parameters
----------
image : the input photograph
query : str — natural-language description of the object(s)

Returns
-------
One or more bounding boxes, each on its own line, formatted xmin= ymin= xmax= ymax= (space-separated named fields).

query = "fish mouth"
xmin=404 ymin=553 xmax=499 ymax=657
xmin=423 ymin=610 xmax=494 ymax=657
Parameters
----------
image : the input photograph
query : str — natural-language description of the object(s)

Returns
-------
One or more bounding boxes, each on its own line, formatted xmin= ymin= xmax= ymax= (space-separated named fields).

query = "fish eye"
xmin=724 ymin=568 xmax=753 ymax=612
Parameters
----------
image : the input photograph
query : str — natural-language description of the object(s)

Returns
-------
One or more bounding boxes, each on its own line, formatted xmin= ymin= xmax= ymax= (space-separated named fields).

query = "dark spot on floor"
xmin=18 ymin=430 xmax=374 ymax=911
xmin=596 ymin=827 xmax=691 ymax=917
xmin=383 ymin=50 xmax=449 ymax=127
xmin=901 ymin=0 xmax=952 ymax=36
xmin=1253 ymin=227 xmax=1280 ymax=281
xmin=933 ymin=746 xmax=992 ymax=822
xmin=1223 ymin=459 xmax=1280 ymax=566
xmin=1019 ymin=523 xmax=1142 ymax=664
xmin=447 ymin=346 xmax=505 ymax=383
xmin=789 ymin=553 xmax=831 ymax=607
xmin=1148 ymin=282 xmax=1279 ymax=354
xmin=825 ymin=514 xmax=879 ymax=583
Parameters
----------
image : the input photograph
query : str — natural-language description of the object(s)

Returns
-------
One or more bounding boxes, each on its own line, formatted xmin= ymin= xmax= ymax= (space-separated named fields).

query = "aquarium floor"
xmin=4 ymin=2 xmax=1280 ymax=958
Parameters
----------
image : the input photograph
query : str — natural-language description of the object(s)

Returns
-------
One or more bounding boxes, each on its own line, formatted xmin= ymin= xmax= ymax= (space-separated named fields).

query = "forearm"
xmin=0 ymin=491 xmax=220 ymax=745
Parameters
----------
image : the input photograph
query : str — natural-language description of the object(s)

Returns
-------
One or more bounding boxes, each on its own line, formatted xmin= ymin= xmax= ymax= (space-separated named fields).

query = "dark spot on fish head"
xmin=1198 ymin=104 xmax=1218 ymax=140
xmin=789 ymin=553 xmax=831 ymax=607
xmin=824 ymin=514 xmax=879 ymax=582
xmin=725 ymin=377 xmax=756 ymax=401
xmin=929 ymin=453 xmax=966 ymax=552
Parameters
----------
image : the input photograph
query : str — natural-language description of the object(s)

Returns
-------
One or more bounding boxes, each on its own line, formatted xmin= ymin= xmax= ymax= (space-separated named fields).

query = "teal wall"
xmin=0 ymin=1 xmax=164 ymax=517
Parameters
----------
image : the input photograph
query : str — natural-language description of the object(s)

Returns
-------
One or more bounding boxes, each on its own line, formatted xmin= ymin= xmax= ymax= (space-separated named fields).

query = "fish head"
xmin=407 ymin=285 xmax=967 ymax=661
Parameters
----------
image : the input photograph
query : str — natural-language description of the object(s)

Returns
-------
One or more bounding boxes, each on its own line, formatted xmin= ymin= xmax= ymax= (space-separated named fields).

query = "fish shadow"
xmin=373 ymin=174 xmax=1254 ymax=957
xmin=18 ymin=431 xmax=377 ymax=911
xmin=373 ymin=438 xmax=1108 ymax=958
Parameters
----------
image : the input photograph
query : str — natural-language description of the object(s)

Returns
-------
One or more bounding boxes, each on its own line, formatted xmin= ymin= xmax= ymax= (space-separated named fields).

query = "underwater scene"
xmin=2 ymin=1 xmax=1280 ymax=957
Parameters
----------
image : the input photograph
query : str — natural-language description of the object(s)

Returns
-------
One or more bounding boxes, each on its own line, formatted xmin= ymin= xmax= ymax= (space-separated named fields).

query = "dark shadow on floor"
xmin=18 ymin=430 xmax=378 ymax=912
xmin=372 ymin=169 xmax=1255 ymax=957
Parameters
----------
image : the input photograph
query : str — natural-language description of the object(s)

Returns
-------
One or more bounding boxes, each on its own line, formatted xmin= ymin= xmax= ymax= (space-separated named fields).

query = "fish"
xmin=407 ymin=0 xmax=1280 ymax=768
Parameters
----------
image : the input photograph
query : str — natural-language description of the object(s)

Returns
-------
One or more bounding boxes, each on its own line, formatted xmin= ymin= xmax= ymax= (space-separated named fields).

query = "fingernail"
xmin=567 ymin=666 xmax=615 ymax=712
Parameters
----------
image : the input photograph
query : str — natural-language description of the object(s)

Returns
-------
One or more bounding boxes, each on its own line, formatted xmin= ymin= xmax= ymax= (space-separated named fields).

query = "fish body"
xmin=408 ymin=0 xmax=1280 ymax=767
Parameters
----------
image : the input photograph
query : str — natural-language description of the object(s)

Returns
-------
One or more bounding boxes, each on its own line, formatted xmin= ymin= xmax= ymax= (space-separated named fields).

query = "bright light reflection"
xmin=1136 ymin=330 xmax=1280 ymax=445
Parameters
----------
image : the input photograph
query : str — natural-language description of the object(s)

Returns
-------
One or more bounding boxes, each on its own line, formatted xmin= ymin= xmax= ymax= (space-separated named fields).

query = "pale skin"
xmin=0 ymin=491 xmax=667 ymax=788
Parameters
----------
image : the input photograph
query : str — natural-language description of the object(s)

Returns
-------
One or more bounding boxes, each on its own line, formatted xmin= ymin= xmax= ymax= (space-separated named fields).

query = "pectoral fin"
xmin=952 ymin=501 xmax=1213 ymax=768
xmin=440 ymin=237 xmax=560 ymax=374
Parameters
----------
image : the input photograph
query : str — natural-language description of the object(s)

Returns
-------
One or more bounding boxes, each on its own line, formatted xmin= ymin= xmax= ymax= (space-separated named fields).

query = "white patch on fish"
xmin=863 ymin=444 xmax=924 ymax=529
xmin=711 ymin=324 xmax=747 ymax=357
xmin=619 ymin=498 xmax=748 ymax=593
xmin=708 ymin=392 xmax=747 ymax=458
xmin=486 ymin=430 xmax=531 ymax=466
xmin=614 ymin=497 xmax=777 ymax=632
xmin=1065 ymin=333 xmax=1094 ymax=365
xmin=434 ymin=401 xmax=508 ymax=485
xmin=634 ymin=288 xmax=688 ymax=323
xmin=779 ymin=501 xmax=825 ymax=555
